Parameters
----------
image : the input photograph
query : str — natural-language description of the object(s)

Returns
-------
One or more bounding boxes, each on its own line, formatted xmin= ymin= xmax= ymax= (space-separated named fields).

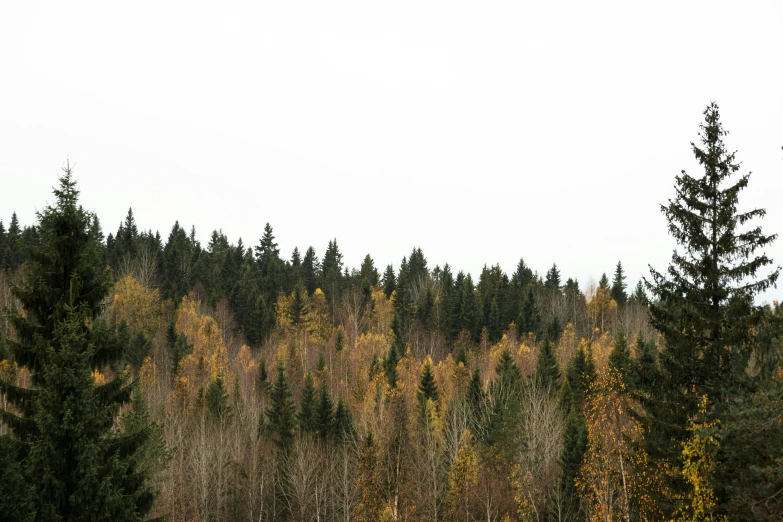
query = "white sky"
xmin=1 ymin=1 xmax=782 ymax=301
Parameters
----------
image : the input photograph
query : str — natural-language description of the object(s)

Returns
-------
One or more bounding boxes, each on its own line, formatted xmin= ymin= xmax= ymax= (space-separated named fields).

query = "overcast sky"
xmin=1 ymin=1 xmax=782 ymax=301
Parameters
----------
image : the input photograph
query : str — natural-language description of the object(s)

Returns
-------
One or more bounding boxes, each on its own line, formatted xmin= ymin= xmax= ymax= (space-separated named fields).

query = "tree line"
xmin=1 ymin=102 xmax=782 ymax=521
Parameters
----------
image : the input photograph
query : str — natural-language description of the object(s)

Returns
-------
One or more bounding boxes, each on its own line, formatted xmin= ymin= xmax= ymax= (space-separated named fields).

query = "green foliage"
xmin=641 ymin=102 xmax=780 ymax=511
xmin=0 ymin=168 xmax=158 ymax=521
xmin=288 ymin=284 xmax=309 ymax=326
xmin=416 ymin=358 xmax=439 ymax=414
xmin=610 ymin=260 xmax=627 ymax=305
xmin=535 ymin=338 xmax=561 ymax=392
xmin=206 ymin=374 xmax=231 ymax=421
xmin=298 ymin=372 xmax=317 ymax=434
xmin=518 ymin=287 xmax=542 ymax=338
xmin=264 ymin=364 xmax=296 ymax=451
xmin=315 ymin=381 xmax=334 ymax=442
xmin=608 ymin=332 xmax=632 ymax=382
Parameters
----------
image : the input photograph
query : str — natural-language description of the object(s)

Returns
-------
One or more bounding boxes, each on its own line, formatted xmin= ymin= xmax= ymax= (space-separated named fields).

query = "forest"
xmin=1 ymin=103 xmax=782 ymax=521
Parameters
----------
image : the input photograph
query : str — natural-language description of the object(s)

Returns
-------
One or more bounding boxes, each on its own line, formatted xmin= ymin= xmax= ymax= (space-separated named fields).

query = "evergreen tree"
xmin=467 ymin=368 xmax=484 ymax=420
xmin=256 ymin=357 xmax=269 ymax=396
xmin=315 ymin=381 xmax=334 ymax=442
xmin=334 ymin=329 xmax=344 ymax=353
xmin=628 ymin=280 xmax=647 ymax=305
xmin=353 ymin=431 xmax=384 ymax=522
xmin=535 ymin=338 xmax=560 ymax=392
xmin=287 ymin=284 xmax=309 ymax=327
xmin=545 ymin=263 xmax=561 ymax=292
xmin=127 ymin=330 xmax=152 ymax=370
xmin=608 ymin=332 xmax=632 ymax=381
xmin=416 ymin=357 xmax=439 ymax=414
xmin=170 ymin=333 xmax=192 ymax=380
xmin=264 ymin=364 xmax=296 ymax=451
xmin=518 ymin=287 xmax=542 ymax=338
xmin=641 ymin=102 xmax=779 ymax=512
xmin=565 ymin=346 xmax=596 ymax=414
xmin=321 ymin=238 xmax=344 ymax=311
xmin=0 ymin=169 xmax=158 ymax=520
xmin=483 ymin=351 xmax=523 ymax=462
xmin=0 ymin=219 xmax=7 ymax=271
xmin=610 ymin=260 xmax=628 ymax=305
xmin=382 ymin=264 xmax=396 ymax=298
xmin=384 ymin=341 xmax=400 ymax=388
xmin=298 ymin=372 xmax=317 ymax=434
xmin=255 ymin=223 xmax=282 ymax=302
xmin=301 ymin=246 xmax=319 ymax=295
xmin=206 ymin=374 xmax=230 ymax=421
xmin=547 ymin=315 xmax=562 ymax=342
xmin=332 ymin=398 xmax=354 ymax=443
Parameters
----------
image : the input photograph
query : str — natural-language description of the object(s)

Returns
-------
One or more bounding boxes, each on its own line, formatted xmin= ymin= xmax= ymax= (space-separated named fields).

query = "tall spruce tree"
xmin=610 ymin=260 xmax=628 ymax=305
xmin=535 ymin=338 xmax=560 ymax=392
xmin=264 ymin=363 xmax=296 ymax=451
xmin=642 ymin=102 xmax=779 ymax=514
xmin=416 ymin=357 xmax=439 ymax=414
xmin=0 ymin=168 xmax=159 ymax=521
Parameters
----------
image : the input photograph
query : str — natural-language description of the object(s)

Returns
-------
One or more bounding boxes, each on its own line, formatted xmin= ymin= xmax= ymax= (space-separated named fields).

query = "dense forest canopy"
xmin=1 ymin=103 xmax=782 ymax=521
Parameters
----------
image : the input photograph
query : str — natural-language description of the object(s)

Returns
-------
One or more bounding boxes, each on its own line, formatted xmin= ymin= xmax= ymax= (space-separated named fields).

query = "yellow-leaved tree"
xmin=445 ymin=429 xmax=479 ymax=522
xmin=577 ymin=370 xmax=662 ymax=522
xmin=675 ymin=396 xmax=727 ymax=522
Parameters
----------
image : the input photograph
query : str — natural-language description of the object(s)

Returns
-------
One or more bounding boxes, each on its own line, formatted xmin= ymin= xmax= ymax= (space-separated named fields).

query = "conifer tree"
xmin=535 ymin=338 xmax=560 ymax=392
xmin=559 ymin=380 xmax=587 ymax=520
xmin=315 ymin=381 xmax=334 ymax=442
xmin=353 ymin=431 xmax=384 ymax=522
xmin=301 ymin=246 xmax=319 ymax=295
xmin=265 ymin=364 xmax=296 ymax=451
xmin=206 ymin=374 xmax=231 ymax=421
xmin=416 ymin=357 xmax=439 ymax=414
xmin=287 ymin=285 xmax=309 ymax=327
xmin=607 ymin=332 xmax=632 ymax=382
xmin=642 ymin=102 xmax=779 ymax=512
xmin=545 ymin=263 xmax=561 ymax=292
xmin=565 ymin=345 xmax=596 ymax=414
xmin=334 ymin=329 xmax=344 ymax=353
xmin=0 ymin=168 xmax=158 ymax=521
xmin=610 ymin=260 xmax=628 ymax=305
xmin=298 ymin=372 xmax=317 ymax=434
xmin=383 ymin=264 xmax=396 ymax=298
xmin=518 ymin=287 xmax=542 ymax=338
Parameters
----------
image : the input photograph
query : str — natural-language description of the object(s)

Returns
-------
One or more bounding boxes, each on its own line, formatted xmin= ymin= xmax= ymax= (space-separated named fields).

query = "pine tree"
xmin=535 ymin=338 xmax=561 ymax=392
xmin=610 ymin=260 xmax=628 ymax=305
xmin=641 ymin=102 xmax=779 ymax=512
xmin=0 ymin=168 xmax=158 ymax=520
